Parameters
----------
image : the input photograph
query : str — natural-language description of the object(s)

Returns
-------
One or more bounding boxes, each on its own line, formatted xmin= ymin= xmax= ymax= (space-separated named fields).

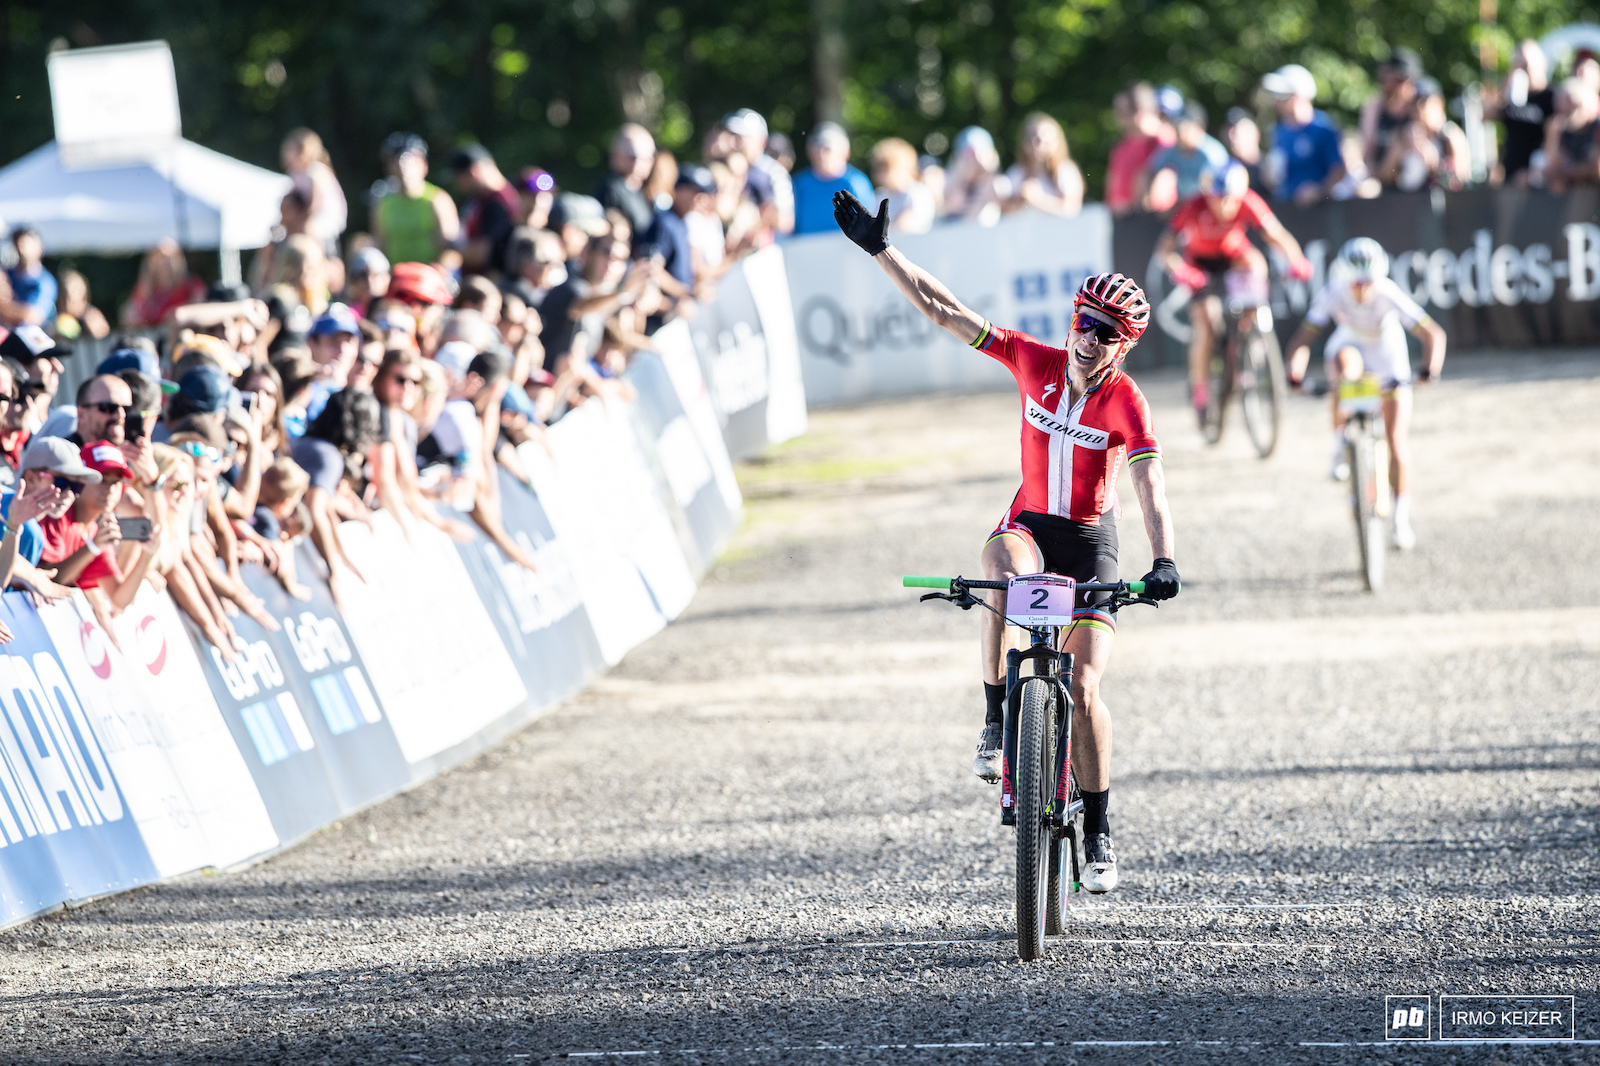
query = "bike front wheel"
xmin=1014 ymin=676 xmax=1057 ymax=961
xmin=1349 ymin=430 xmax=1386 ymax=591
xmin=1239 ymin=324 xmax=1286 ymax=458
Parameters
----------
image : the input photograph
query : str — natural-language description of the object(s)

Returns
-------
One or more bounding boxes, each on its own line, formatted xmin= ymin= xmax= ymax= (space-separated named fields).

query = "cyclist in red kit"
xmin=833 ymin=191 xmax=1181 ymax=894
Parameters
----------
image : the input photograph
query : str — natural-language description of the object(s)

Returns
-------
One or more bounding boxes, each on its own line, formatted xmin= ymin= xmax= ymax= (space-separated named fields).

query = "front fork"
xmin=1000 ymin=636 xmax=1075 ymax=826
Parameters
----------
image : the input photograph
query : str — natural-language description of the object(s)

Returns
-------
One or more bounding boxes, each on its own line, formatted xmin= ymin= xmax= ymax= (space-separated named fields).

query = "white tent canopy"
xmin=0 ymin=139 xmax=291 ymax=256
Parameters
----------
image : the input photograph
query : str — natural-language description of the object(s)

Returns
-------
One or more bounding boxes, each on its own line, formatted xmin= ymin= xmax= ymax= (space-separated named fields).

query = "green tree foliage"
xmin=2 ymin=0 xmax=1592 ymax=224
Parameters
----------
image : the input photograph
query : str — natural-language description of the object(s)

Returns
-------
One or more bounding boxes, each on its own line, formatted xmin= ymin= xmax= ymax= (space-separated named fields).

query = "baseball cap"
xmin=96 ymin=348 xmax=180 ymax=395
xmin=1261 ymin=63 xmax=1318 ymax=101
xmin=20 ymin=436 xmax=101 ymax=481
xmin=549 ymin=193 xmax=609 ymax=236
xmin=309 ymin=302 xmax=361 ymax=338
xmin=723 ymin=108 xmax=769 ymax=140
xmin=676 ymin=165 xmax=718 ymax=195
xmin=349 ymin=246 xmax=390 ymax=278
xmin=178 ymin=366 xmax=231 ymax=414
xmin=808 ymin=121 xmax=850 ymax=150
xmin=175 ymin=333 xmax=247 ymax=377
xmin=0 ymin=323 xmax=69 ymax=362
xmin=519 ymin=167 xmax=556 ymax=194
xmin=388 ymin=262 xmax=455 ymax=306
xmin=527 ymin=367 xmax=556 ymax=387
xmin=81 ymin=441 xmax=134 ymax=482
xmin=433 ymin=341 xmax=477 ymax=383
xmin=1381 ymin=47 xmax=1424 ymax=81
xmin=1156 ymin=85 xmax=1185 ymax=119
xmin=1180 ymin=100 xmax=1208 ymax=127
xmin=381 ymin=132 xmax=428 ymax=160
xmin=448 ymin=143 xmax=494 ymax=171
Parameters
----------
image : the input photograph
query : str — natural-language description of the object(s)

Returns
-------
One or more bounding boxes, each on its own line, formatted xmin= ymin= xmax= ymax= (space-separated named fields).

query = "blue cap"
xmin=178 ymin=366 xmax=231 ymax=414
xmin=96 ymin=348 xmax=159 ymax=378
xmin=675 ymin=165 xmax=717 ymax=195
xmin=308 ymin=302 xmax=361 ymax=338
xmin=1156 ymin=85 xmax=1185 ymax=118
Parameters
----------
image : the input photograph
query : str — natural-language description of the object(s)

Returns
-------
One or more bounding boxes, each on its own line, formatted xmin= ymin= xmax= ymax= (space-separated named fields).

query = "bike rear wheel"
xmin=1348 ymin=429 xmax=1386 ymax=591
xmin=1239 ymin=324 xmax=1286 ymax=458
xmin=1014 ymin=677 xmax=1057 ymax=961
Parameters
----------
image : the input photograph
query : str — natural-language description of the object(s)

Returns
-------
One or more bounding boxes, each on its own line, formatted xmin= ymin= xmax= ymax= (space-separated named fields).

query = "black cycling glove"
xmin=1141 ymin=558 xmax=1181 ymax=600
xmin=833 ymin=191 xmax=890 ymax=256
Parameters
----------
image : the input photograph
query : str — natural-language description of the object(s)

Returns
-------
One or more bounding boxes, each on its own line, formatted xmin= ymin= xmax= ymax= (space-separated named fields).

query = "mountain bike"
xmin=903 ymin=573 xmax=1154 ymax=962
xmin=1337 ymin=375 xmax=1390 ymax=592
xmin=1196 ymin=269 xmax=1288 ymax=458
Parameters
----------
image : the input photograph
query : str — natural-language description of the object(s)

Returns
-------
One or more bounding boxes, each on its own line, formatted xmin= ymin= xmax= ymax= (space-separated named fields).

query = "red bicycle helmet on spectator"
xmin=1074 ymin=272 xmax=1151 ymax=342
xmin=388 ymin=262 xmax=455 ymax=306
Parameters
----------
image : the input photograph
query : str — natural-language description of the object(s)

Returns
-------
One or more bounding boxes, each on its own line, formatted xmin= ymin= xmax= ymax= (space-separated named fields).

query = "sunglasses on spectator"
xmin=1071 ymin=312 xmax=1131 ymax=346
xmin=52 ymin=476 xmax=85 ymax=492
xmin=388 ymin=371 xmax=422 ymax=386
xmin=178 ymin=441 xmax=222 ymax=464
xmin=88 ymin=401 xmax=130 ymax=416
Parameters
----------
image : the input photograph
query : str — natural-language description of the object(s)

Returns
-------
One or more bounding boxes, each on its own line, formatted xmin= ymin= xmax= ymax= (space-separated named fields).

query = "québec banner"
xmin=780 ymin=207 xmax=1114 ymax=406
xmin=0 ymin=345 xmax=742 ymax=930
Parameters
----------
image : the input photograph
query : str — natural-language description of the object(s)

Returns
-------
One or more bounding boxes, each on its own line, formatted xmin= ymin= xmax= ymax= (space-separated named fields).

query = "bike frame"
xmin=1000 ymin=631 xmax=1078 ymax=829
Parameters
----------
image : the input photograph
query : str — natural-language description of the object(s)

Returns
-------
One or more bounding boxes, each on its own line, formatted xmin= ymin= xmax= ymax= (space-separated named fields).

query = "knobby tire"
xmin=1014 ymin=677 xmax=1056 ymax=961
xmin=1200 ymin=336 xmax=1232 ymax=445
xmin=1239 ymin=324 xmax=1286 ymax=459
xmin=1349 ymin=426 xmax=1385 ymax=591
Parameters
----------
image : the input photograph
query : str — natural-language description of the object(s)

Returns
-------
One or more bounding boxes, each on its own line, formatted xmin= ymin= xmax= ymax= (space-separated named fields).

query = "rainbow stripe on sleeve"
xmin=970 ymin=320 xmax=996 ymax=350
xmin=1126 ymin=444 xmax=1162 ymax=464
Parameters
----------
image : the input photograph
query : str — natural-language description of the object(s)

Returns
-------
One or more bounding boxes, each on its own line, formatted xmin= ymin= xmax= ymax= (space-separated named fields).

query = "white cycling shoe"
xmin=1391 ymin=515 xmax=1417 ymax=551
xmin=973 ymin=723 xmax=1003 ymax=783
xmin=1082 ymin=833 xmax=1118 ymax=893
xmin=1330 ymin=454 xmax=1351 ymax=482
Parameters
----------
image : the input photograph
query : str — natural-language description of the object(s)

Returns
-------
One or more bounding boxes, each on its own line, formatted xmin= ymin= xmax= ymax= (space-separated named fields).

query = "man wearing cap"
xmin=0 ymin=323 xmax=68 ymax=406
xmin=1361 ymin=49 xmax=1423 ymax=175
xmin=792 ymin=122 xmax=875 ymax=235
xmin=1261 ymin=63 xmax=1345 ymax=207
xmin=9 ymin=436 xmax=95 ymax=578
xmin=309 ymin=303 xmax=363 ymax=388
xmin=517 ymin=167 xmax=557 ymax=230
xmin=548 ymin=194 xmax=610 ymax=274
xmin=644 ymin=166 xmax=718 ymax=293
xmin=1143 ymin=101 xmax=1231 ymax=206
xmin=374 ymin=133 xmax=461 ymax=267
xmin=0 ymin=359 xmax=33 ymax=491
xmin=503 ymin=228 xmax=568 ymax=310
xmin=344 ymin=247 xmax=391 ymax=318
xmin=594 ymin=124 xmax=658 ymax=249
xmin=36 ymin=440 xmax=132 ymax=588
xmin=451 ymin=144 xmax=521 ymax=274
xmin=725 ymin=109 xmax=794 ymax=235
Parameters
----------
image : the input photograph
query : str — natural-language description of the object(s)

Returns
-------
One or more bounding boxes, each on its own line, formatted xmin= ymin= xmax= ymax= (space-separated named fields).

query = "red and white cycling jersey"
xmin=1167 ymin=188 xmax=1277 ymax=262
xmin=972 ymin=322 xmax=1162 ymax=525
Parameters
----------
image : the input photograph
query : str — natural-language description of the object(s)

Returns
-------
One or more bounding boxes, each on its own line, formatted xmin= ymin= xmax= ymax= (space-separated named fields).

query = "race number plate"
xmin=1005 ymin=574 xmax=1077 ymax=627
xmin=1337 ymin=375 xmax=1382 ymax=415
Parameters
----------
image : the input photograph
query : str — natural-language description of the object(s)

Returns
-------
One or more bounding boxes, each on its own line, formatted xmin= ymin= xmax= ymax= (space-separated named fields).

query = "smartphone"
xmin=127 ymin=412 xmax=147 ymax=440
xmin=239 ymin=391 xmax=256 ymax=412
xmin=117 ymin=517 xmax=154 ymax=542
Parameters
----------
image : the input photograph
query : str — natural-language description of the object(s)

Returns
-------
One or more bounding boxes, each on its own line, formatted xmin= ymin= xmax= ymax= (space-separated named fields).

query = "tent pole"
xmin=220 ymin=244 xmax=241 ymax=286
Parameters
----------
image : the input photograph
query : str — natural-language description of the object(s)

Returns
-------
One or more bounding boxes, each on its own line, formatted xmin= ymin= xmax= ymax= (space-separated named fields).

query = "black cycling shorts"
xmin=990 ymin=509 xmax=1120 ymax=628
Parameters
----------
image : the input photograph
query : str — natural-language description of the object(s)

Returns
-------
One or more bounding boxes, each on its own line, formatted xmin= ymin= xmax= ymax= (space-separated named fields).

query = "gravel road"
xmin=3 ymin=352 xmax=1597 ymax=1065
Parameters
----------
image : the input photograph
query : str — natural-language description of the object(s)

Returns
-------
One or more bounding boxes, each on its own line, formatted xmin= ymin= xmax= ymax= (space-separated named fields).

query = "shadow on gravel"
xmin=10 ymin=981 xmax=1598 ymax=1065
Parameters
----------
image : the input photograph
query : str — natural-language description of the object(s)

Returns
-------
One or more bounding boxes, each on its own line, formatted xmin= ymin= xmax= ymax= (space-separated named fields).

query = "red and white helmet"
xmin=1074 ymin=272 xmax=1151 ymax=342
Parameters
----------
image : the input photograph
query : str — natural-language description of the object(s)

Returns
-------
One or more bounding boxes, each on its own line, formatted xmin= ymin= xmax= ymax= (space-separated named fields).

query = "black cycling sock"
xmin=1081 ymin=788 xmax=1110 ymax=836
xmin=983 ymin=683 xmax=1006 ymax=728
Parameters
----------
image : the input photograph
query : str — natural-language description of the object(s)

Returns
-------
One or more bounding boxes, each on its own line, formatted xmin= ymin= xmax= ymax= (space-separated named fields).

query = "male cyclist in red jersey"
xmin=1151 ymin=160 xmax=1313 ymax=420
xmin=833 ymin=190 xmax=1181 ymax=894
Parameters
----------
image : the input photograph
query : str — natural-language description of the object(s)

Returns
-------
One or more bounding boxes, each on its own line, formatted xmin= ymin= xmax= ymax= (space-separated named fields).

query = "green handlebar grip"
xmin=1127 ymin=580 xmax=1146 ymax=594
xmin=902 ymin=576 xmax=952 ymax=590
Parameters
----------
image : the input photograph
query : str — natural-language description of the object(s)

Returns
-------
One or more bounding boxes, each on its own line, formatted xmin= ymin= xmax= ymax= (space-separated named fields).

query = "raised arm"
xmin=833 ymin=191 xmax=985 ymax=345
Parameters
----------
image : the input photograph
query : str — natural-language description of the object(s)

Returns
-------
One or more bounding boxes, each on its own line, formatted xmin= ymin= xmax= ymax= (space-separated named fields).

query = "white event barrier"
xmin=780 ymin=206 xmax=1113 ymax=406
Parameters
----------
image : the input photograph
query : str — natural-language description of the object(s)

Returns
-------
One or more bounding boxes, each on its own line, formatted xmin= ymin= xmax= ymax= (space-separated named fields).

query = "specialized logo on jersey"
xmin=1025 ymin=396 xmax=1110 ymax=447
xmin=1042 ymin=382 xmax=1058 ymax=399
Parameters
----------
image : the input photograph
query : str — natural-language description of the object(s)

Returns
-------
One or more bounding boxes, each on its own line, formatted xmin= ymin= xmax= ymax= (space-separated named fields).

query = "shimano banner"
xmin=782 ymin=206 xmax=1114 ymax=405
xmin=1114 ymin=187 xmax=1600 ymax=352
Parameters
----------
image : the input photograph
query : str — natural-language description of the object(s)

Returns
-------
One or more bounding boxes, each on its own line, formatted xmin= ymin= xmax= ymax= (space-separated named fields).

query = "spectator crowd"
xmin=0 ymin=37 xmax=1586 ymax=653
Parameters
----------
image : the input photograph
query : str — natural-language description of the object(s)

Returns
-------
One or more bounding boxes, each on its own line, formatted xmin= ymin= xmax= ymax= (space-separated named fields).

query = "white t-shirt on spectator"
xmin=876 ymin=182 xmax=937 ymax=235
xmin=686 ymin=210 xmax=725 ymax=271
xmin=429 ymin=399 xmax=481 ymax=473
xmin=1003 ymin=161 xmax=1085 ymax=213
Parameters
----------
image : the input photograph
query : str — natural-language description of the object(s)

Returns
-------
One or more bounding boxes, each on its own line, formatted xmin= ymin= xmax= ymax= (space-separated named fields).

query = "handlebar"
xmin=903 ymin=576 xmax=1147 ymax=595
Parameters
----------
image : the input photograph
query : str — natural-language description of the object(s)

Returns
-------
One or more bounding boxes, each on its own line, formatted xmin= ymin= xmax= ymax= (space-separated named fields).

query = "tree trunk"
xmin=811 ymin=0 xmax=846 ymax=125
